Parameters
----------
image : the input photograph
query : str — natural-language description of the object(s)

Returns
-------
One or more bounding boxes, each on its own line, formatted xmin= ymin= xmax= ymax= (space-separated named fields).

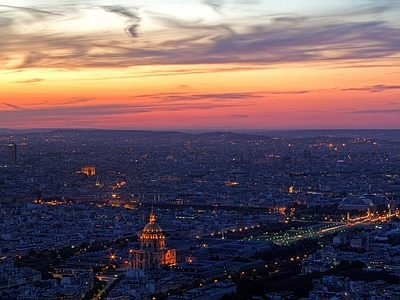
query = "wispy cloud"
xmin=0 ymin=90 xmax=257 ymax=122
xmin=102 ymin=5 xmax=140 ymax=38
xmin=133 ymin=91 xmax=263 ymax=103
xmin=230 ymin=114 xmax=249 ymax=118
xmin=265 ymin=90 xmax=311 ymax=95
xmin=13 ymin=78 xmax=43 ymax=84
xmin=1 ymin=2 xmax=399 ymax=69
xmin=0 ymin=4 xmax=63 ymax=17
xmin=102 ymin=5 xmax=140 ymax=20
xmin=351 ymin=109 xmax=400 ymax=114
xmin=61 ymin=97 xmax=96 ymax=105
xmin=2 ymin=103 xmax=27 ymax=110
xmin=342 ymin=84 xmax=400 ymax=93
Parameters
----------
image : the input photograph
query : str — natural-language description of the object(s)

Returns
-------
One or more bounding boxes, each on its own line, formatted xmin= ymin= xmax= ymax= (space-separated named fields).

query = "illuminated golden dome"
xmin=142 ymin=212 xmax=163 ymax=233
xmin=130 ymin=210 xmax=176 ymax=270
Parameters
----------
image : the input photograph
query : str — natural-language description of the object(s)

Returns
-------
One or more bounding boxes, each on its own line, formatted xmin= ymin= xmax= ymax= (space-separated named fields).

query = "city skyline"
xmin=1 ymin=0 xmax=400 ymax=130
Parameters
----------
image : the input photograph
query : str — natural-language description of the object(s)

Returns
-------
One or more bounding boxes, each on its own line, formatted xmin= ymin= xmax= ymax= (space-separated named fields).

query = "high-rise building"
xmin=8 ymin=143 xmax=17 ymax=164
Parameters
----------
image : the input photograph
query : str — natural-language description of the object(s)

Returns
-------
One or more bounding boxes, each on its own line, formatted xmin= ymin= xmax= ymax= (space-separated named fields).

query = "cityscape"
xmin=1 ymin=0 xmax=400 ymax=299
xmin=1 ymin=129 xmax=400 ymax=299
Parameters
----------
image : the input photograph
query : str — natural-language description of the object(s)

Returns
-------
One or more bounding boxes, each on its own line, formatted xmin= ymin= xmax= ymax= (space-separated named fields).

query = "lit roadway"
xmin=94 ymin=272 xmax=122 ymax=300
xmin=247 ymin=214 xmax=393 ymax=245
xmin=246 ymin=223 xmax=346 ymax=245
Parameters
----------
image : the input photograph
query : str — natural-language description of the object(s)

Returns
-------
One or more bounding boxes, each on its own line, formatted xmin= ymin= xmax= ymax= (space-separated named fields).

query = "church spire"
xmin=149 ymin=210 xmax=156 ymax=224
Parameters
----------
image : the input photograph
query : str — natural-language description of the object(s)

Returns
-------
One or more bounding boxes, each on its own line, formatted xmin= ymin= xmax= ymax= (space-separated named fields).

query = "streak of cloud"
xmin=133 ymin=91 xmax=263 ymax=103
xmin=230 ymin=114 xmax=249 ymax=118
xmin=13 ymin=78 xmax=43 ymax=83
xmin=13 ymin=78 xmax=43 ymax=84
xmin=102 ymin=5 xmax=140 ymax=20
xmin=61 ymin=97 xmax=96 ymax=105
xmin=265 ymin=90 xmax=311 ymax=95
xmin=0 ymin=90 xmax=256 ymax=122
xmin=2 ymin=103 xmax=27 ymax=110
xmin=351 ymin=109 xmax=400 ymax=114
xmin=342 ymin=84 xmax=400 ymax=93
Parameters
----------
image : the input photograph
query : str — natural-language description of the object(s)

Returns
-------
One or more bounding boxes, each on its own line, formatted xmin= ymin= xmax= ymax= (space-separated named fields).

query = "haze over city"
xmin=1 ymin=0 xmax=400 ymax=131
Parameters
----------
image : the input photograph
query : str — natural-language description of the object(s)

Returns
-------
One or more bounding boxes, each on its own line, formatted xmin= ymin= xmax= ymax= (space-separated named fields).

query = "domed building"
xmin=129 ymin=211 xmax=176 ymax=270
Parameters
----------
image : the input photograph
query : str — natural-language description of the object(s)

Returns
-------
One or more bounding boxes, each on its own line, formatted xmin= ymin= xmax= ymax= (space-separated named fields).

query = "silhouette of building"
xmin=129 ymin=211 xmax=176 ymax=269
xmin=8 ymin=143 xmax=17 ymax=164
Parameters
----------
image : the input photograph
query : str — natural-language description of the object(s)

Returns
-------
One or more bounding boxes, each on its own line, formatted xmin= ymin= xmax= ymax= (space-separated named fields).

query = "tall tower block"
xmin=8 ymin=143 xmax=17 ymax=164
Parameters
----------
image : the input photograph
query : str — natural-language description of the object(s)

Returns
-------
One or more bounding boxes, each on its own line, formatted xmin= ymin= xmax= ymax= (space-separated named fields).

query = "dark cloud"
xmin=202 ymin=0 xmax=223 ymax=13
xmin=342 ymin=84 xmax=400 ymax=93
xmin=103 ymin=5 xmax=140 ymax=38
xmin=102 ymin=5 xmax=140 ymax=20
xmin=125 ymin=24 xmax=139 ymax=38
xmin=98 ymin=20 xmax=397 ymax=66
xmin=2 ymin=103 xmax=27 ymax=110
xmin=197 ymin=21 xmax=400 ymax=64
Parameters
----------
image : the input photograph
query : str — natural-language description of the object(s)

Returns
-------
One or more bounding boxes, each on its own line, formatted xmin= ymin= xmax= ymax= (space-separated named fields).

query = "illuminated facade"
xmin=129 ymin=212 xmax=176 ymax=269
xmin=81 ymin=165 xmax=96 ymax=177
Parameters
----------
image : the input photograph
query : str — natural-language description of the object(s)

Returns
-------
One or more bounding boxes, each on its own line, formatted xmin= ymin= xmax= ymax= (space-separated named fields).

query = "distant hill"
xmin=48 ymin=129 xmax=187 ymax=139
xmin=1 ymin=128 xmax=399 ymax=139
xmin=199 ymin=131 xmax=273 ymax=141
xmin=262 ymin=129 xmax=400 ymax=139
xmin=0 ymin=128 xmax=58 ymax=134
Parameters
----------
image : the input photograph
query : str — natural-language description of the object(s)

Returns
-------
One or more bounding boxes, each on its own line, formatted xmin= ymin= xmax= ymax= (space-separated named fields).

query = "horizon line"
xmin=1 ymin=127 xmax=400 ymax=133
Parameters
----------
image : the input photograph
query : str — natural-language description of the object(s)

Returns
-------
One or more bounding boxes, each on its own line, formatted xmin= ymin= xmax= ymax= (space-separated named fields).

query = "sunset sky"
xmin=1 ymin=0 xmax=399 ymax=131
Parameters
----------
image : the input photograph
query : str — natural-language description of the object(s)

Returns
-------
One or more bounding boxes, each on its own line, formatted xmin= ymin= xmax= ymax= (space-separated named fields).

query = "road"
xmin=94 ymin=272 xmax=122 ymax=300
xmin=247 ymin=215 xmax=390 ymax=245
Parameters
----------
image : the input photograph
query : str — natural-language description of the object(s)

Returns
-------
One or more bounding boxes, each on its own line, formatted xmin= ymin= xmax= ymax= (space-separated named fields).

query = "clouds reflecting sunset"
xmin=1 ymin=1 xmax=399 ymax=130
